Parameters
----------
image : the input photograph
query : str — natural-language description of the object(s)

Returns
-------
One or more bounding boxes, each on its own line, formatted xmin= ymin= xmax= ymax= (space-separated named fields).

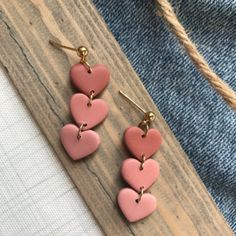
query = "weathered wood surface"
xmin=0 ymin=0 xmax=233 ymax=235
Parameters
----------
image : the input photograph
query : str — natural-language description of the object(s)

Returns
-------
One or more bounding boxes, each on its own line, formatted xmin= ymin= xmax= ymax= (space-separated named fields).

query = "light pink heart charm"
xmin=118 ymin=188 xmax=157 ymax=222
xmin=121 ymin=158 xmax=160 ymax=192
xmin=70 ymin=64 xmax=110 ymax=97
xmin=60 ymin=124 xmax=100 ymax=160
xmin=124 ymin=127 xmax=162 ymax=160
xmin=70 ymin=93 xmax=109 ymax=130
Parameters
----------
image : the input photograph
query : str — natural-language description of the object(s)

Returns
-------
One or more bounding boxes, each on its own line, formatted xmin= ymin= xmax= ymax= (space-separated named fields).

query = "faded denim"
xmin=93 ymin=0 xmax=236 ymax=232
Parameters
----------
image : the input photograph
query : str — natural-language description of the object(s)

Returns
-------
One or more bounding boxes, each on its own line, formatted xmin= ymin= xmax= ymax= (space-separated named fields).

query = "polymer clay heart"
xmin=70 ymin=93 xmax=109 ymax=130
xmin=124 ymin=127 xmax=162 ymax=160
xmin=121 ymin=158 xmax=160 ymax=192
xmin=60 ymin=124 xmax=100 ymax=160
xmin=70 ymin=64 xmax=110 ymax=97
xmin=118 ymin=188 xmax=157 ymax=222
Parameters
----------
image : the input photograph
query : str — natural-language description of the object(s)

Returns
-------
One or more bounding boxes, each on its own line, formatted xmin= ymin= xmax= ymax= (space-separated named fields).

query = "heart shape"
xmin=60 ymin=124 xmax=100 ymax=160
xmin=121 ymin=158 xmax=160 ymax=191
xmin=70 ymin=63 xmax=110 ymax=97
xmin=124 ymin=127 xmax=162 ymax=160
xmin=70 ymin=93 xmax=109 ymax=130
xmin=117 ymin=188 xmax=157 ymax=222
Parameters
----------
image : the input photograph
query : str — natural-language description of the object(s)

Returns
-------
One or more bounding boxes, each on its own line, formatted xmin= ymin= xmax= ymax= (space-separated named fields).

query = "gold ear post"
xmin=49 ymin=40 xmax=91 ymax=73
xmin=119 ymin=90 xmax=146 ymax=114
xmin=119 ymin=90 xmax=156 ymax=132
xmin=49 ymin=40 xmax=78 ymax=51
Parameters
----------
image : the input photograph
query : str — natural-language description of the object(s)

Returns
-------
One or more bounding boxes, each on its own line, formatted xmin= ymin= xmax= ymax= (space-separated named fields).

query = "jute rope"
xmin=157 ymin=0 xmax=236 ymax=110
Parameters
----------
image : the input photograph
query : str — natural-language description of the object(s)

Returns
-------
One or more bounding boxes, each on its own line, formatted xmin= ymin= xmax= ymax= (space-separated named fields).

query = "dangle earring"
xmin=117 ymin=91 xmax=162 ymax=222
xmin=49 ymin=40 xmax=110 ymax=160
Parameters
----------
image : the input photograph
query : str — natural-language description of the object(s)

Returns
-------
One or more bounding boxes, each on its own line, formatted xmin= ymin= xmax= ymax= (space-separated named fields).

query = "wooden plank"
xmin=0 ymin=0 xmax=233 ymax=235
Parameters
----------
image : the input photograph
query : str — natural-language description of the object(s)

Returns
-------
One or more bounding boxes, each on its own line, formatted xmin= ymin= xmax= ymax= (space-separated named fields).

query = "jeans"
xmin=93 ymin=0 xmax=236 ymax=232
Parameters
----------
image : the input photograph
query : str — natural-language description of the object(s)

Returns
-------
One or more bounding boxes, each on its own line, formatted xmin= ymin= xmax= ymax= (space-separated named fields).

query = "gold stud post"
xmin=119 ymin=90 xmax=156 ymax=133
xmin=119 ymin=90 xmax=156 ymax=120
xmin=119 ymin=90 xmax=146 ymax=114
xmin=49 ymin=40 xmax=91 ymax=73
xmin=49 ymin=40 xmax=78 ymax=51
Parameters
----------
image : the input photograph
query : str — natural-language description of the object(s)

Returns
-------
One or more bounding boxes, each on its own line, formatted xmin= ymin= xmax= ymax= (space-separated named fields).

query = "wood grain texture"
xmin=0 ymin=0 xmax=233 ymax=235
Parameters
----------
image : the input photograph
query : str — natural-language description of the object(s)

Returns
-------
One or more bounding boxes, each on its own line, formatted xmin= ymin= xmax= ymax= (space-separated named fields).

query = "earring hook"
xmin=49 ymin=40 xmax=92 ymax=73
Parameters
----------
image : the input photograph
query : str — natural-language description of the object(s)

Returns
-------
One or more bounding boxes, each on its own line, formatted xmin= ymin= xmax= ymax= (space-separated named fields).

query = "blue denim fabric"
xmin=93 ymin=0 xmax=236 ymax=232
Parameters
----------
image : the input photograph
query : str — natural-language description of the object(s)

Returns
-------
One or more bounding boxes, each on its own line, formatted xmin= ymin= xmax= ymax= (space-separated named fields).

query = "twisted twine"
xmin=157 ymin=0 xmax=236 ymax=110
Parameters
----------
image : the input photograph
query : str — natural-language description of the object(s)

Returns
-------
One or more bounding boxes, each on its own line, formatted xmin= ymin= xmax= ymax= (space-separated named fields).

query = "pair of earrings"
xmin=49 ymin=40 xmax=162 ymax=222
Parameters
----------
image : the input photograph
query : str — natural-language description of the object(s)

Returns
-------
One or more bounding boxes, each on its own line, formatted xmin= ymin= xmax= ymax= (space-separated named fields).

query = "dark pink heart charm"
xmin=70 ymin=93 xmax=109 ymax=130
xmin=124 ymin=126 xmax=162 ymax=160
xmin=60 ymin=124 xmax=100 ymax=160
xmin=121 ymin=158 xmax=160 ymax=191
xmin=70 ymin=64 xmax=110 ymax=97
xmin=117 ymin=188 xmax=157 ymax=222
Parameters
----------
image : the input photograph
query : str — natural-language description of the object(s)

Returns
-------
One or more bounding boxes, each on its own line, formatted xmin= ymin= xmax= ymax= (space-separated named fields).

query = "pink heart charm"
xmin=121 ymin=158 xmax=160 ymax=192
xmin=124 ymin=127 xmax=162 ymax=160
xmin=70 ymin=93 xmax=109 ymax=130
xmin=60 ymin=124 xmax=100 ymax=160
xmin=70 ymin=64 xmax=110 ymax=97
xmin=117 ymin=188 xmax=157 ymax=222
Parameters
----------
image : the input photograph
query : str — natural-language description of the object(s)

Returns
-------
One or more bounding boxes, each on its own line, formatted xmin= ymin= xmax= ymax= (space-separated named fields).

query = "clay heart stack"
xmin=60 ymin=64 xmax=110 ymax=160
xmin=118 ymin=126 xmax=162 ymax=222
